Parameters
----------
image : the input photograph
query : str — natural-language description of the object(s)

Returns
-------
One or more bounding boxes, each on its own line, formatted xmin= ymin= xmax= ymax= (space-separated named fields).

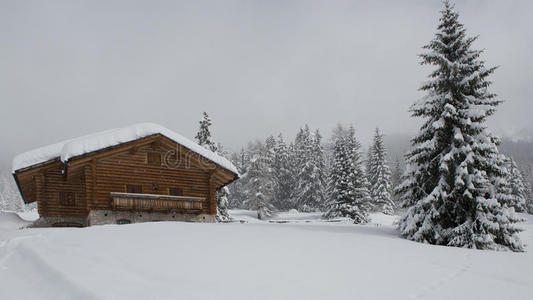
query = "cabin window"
xmin=147 ymin=152 xmax=161 ymax=166
xmin=169 ymin=187 xmax=184 ymax=196
xmin=59 ymin=191 xmax=76 ymax=206
xmin=116 ymin=219 xmax=131 ymax=225
xmin=126 ymin=184 xmax=142 ymax=194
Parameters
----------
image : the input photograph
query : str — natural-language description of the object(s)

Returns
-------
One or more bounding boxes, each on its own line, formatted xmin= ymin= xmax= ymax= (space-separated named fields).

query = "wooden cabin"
xmin=12 ymin=123 xmax=239 ymax=227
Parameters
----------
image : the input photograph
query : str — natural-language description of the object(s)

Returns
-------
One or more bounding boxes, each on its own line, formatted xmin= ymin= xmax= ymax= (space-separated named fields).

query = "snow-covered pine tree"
xmin=244 ymin=153 xmax=274 ymax=219
xmin=323 ymin=124 xmax=349 ymax=210
xmin=195 ymin=112 xmax=217 ymax=152
xmin=525 ymin=178 xmax=533 ymax=214
xmin=215 ymin=142 xmax=231 ymax=160
xmin=286 ymin=141 xmax=299 ymax=209
xmin=396 ymin=1 xmax=524 ymax=251
xmin=227 ymin=149 xmax=248 ymax=208
xmin=292 ymin=125 xmax=311 ymax=209
xmin=312 ymin=129 xmax=328 ymax=211
xmin=261 ymin=135 xmax=276 ymax=205
xmin=503 ymin=157 xmax=528 ymax=212
xmin=390 ymin=158 xmax=403 ymax=205
xmin=346 ymin=126 xmax=372 ymax=217
xmin=0 ymin=171 xmax=27 ymax=212
xmin=216 ymin=187 xmax=232 ymax=222
xmin=271 ymin=134 xmax=296 ymax=210
xmin=295 ymin=129 xmax=327 ymax=212
xmin=0 ymin=174 xmax=8 ymax=211
xmin=214 ymin=143 xmax=232 ymax=222
xmin=324 ymin=125 xmax=371 ymax=223
xmin=194 ymin=111 xmax=231 ymax=221
xmin=489 ymin=151 xmax=526 ymax=247
xmin=519 ymin=164 xmax=533 ymax=214
xmin=391 ymin=159 xmax=403 ymax=189
xmin=367 ymin=128 xmax=395 ymax=214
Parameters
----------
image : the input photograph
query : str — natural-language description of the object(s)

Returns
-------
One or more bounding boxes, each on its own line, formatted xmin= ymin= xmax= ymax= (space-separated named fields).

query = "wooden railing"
xmin=110 ymin=192 xmax=204 ymax=213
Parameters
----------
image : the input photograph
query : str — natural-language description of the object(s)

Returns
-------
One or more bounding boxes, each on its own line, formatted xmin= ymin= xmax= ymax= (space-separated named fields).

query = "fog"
xmin=1 ymin=0 xmax=532 ymax=168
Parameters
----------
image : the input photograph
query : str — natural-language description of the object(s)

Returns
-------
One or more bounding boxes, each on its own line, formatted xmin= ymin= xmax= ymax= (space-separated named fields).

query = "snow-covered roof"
xmin=12 ymin=123 xmax=239 ymax=175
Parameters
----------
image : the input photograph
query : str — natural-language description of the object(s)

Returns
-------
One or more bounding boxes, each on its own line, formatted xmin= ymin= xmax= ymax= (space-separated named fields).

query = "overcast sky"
xmin=1 ymin=0 xmax=532 ymax=168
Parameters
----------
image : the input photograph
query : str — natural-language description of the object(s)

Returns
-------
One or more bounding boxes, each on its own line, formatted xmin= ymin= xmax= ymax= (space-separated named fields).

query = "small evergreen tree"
xmin=295 ymin=129 xmax=327 ymax=212
xmin=291 ymin=126 xmax=310 ymax=209
xmin=271 ymin=134 xmax=296 ymax=210
xmin=367 ymin=128 xmax=395 ymax=214
xmin=244 ymin=154 xmax=273 ymax=219
xmin=390 ymin=158 xmax=403 ymax=204
xmin=0 ymin=172 xmax=26 ymax=212
xmin=292 ymin=126 xmax=310 ymax=203
xmin=525 ymin=179 xmax=533 ymax=214
xmin=312 ymin=130 xmax=328 ymax=211
xmin=504 ymin=157 xmax=528 ymax=212
xmin=216 ymin=187 xmax=232 ymax=222
xmin=195 ymin=111 xmax=230 ymax=221
xmin=323 ymin=124 xmax=350 ymax=210
xmin=286 ymin=142 xmax=300 ymax=209
xmin=195 ymin=112 xmax=217 ymax=152
xmin=261 ymin=136 xmax=276 ymax=206
xmin=264 ymin=135 xmax=277 ymax=168
xmin=391 ymin=159 xmax=403 ymax=189
xmin=324 ymin=125 xmax=371 ymax=223
xmin=396 ymin=2 xmax=523 ymax=251
xmin=227 ymin=149 xmax=248 ymax=208
xmin=519 ymin=164 xmax=533 ymax=214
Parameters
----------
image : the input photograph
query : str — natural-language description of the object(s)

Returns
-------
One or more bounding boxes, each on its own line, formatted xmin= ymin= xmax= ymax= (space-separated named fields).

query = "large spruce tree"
xmin=396 ymin=2 xmax=523 ymax=251
xmin=367 ymin=128 xmax=395 ymax=214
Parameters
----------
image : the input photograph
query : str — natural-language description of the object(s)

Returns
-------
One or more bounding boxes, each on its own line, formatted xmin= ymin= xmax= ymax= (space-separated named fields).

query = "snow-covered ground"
xmin=0 ymin=210 xmax=531 ymax=300
xmin=0 ymin=211 xmax=34 ymax=230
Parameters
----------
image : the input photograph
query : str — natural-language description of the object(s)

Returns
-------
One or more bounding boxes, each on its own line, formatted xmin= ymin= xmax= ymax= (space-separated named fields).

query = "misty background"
xmin=1 ymin=0 xmax=532 ymax=172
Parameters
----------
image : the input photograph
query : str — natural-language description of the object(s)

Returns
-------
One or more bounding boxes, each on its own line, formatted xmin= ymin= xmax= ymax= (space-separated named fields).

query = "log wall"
xmin=90 ymin=142 xmax=212 ymax=214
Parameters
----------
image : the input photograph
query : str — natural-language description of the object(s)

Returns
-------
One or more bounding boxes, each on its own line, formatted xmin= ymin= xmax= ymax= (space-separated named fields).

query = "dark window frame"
xmin=59 ymin=191 xmax=76 ymax=206
xmin=169 ymin=187 xmax=184 ymax=196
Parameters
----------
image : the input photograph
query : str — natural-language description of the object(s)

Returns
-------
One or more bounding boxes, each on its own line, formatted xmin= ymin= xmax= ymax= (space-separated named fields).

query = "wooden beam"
xmin=84 ymin=164 xmax=93 ymax=211
xmin=91 ymin=159 xmax=96 ymax=210
xmin=35 ymin=172 xmax=45 ymax=216
xmin=207 ymin=170 xmax=216 ymax=215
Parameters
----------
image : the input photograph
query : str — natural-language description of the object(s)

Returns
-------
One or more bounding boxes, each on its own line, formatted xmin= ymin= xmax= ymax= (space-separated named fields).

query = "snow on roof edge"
xmin=12 ymin=123 xmax=239 ymax=176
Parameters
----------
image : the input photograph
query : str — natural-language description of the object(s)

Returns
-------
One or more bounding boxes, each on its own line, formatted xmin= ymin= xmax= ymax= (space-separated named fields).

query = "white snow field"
xmin=0 ymin=211 xmax=531 ymax=300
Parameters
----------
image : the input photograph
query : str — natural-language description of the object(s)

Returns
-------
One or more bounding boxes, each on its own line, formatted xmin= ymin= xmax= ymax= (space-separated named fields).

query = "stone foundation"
xmin=29 ymin=211 xmax=216 ymax=227
xmin=31 ymin=216 xmax=88 ymax=228
xmin=87 ymin=210 xmax=216 ymax=226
